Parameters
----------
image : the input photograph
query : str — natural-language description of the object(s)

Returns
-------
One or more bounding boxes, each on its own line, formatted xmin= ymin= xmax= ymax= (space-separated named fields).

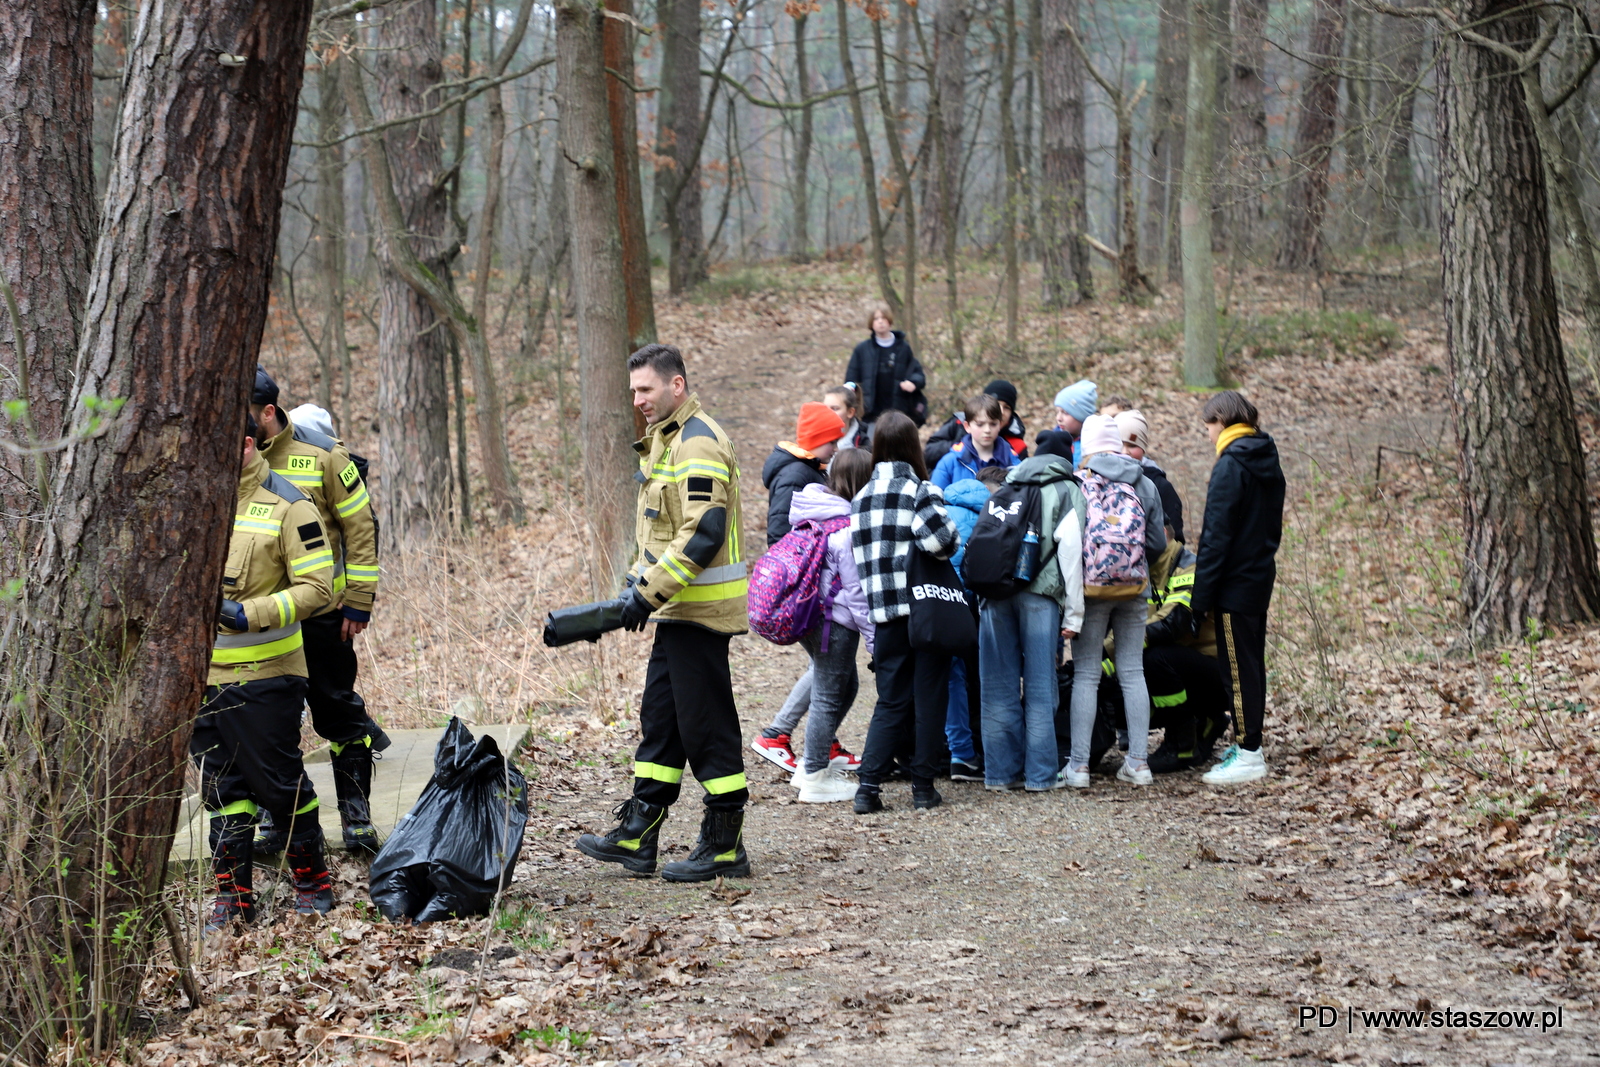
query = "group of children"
xmin=750 ymin=341 xmax=1286 ymax=810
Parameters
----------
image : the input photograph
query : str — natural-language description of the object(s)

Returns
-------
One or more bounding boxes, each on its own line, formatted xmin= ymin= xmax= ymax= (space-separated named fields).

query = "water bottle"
xmin=1014 ymin=524 xmax=1040 ymax=582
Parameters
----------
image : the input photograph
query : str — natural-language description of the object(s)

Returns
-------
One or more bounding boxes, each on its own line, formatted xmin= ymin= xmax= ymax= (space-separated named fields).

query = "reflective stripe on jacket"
xmin=631 ymin=394 xmax=748 ymax=634
xmin=260 ymin=414 xmax=379 ymax=615
xmin=211 ymin=452 xmax=335 ymax=684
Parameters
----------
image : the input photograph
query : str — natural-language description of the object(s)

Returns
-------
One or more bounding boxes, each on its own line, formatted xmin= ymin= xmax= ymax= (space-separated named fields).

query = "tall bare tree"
xmin=1433 ymin=0 xmax=1600 ymax=636
xmin=1144 ymin=0 xmax=1188 ymax=284
xmin=1066 ymin=24 xmax=1151 ymax=300
xmin=312 ymin=13 xmax=352 ymax=428
xmin=872 ymin=9 xmax=919 ymax=349
xmin=789 ymin=6 xmax=817 ymax=262
xmin=836 ymin=0 xmax=903 ymax=321
xmin=998 ymin=0 xmax=1022 ymax=345
xmin=1040 ymin=0 xmax=1093 ymax=304
xmin=1370 ymin=6 xmax=1426 ymax=246
xmin=1181 ymin=0 xmax=1225 ymax=385
xmin=1 ymin=0 xmax=313 ymax=1051
xmin=557 ymin=0 xmax=635 ymax=589
xmin=1277 ymin=0 xmax=1346 ymax=271
xmin=369 ymin=1 xmax=454 ymax=541
xmin=927 ymin=0 xmax=969 ymax=257
xmin=0 ymin=1 xmax=96 ymax=542
xmin=656 ymin=0 xmax=708 ymax=293
xmin=1227 ymin=0 xmax=1269 ymax=247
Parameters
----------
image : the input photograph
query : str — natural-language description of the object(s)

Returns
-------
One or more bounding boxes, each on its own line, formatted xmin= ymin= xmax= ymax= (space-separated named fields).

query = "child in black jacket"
xmin=1191 ymin=391 xmax=1286 ymax=785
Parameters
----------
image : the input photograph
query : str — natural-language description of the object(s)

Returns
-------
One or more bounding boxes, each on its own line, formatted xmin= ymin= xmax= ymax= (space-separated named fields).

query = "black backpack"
xmin=960 ymin=480 xmax=1043 ymax=600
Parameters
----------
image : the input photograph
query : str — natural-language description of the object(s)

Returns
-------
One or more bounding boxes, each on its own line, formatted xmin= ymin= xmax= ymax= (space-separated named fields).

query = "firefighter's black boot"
xmin=660 ymin=807 xmax=750 ymax=883
xmin=253 ymin=807 xmax=288 ymax=857
xmin=1194 ymin=709 xmax=1228 ymax=766
xmin=205 ymin=812 xmax=257 ymax=933
xmin=286 ymin=822 xmax=335 ymax=916
xmin=1149 ymin=718 xmax=1199 ymax=774
xmin=575 ymin=798 xmax=667 ymax=876
xmin=331 ymin=740 xmax=380 ymax=854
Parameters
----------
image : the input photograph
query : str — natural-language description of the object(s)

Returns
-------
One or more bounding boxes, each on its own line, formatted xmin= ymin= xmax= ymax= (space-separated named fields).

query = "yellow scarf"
xmin=1215 ymin=423 xmax=1257 ymax=456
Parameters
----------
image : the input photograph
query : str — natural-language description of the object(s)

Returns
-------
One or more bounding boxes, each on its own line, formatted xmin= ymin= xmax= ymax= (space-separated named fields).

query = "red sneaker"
xmin=750 ymin=734 xmax=797 ymax=771
xmin=828 ymin=740 xmax=861 ymax=771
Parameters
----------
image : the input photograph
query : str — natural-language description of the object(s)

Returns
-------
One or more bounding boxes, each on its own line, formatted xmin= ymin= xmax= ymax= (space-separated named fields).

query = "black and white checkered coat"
xmin=849 ymin=461 xmax=960 ymax=624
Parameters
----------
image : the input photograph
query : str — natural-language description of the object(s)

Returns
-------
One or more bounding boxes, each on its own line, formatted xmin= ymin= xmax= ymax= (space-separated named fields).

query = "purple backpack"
xmin=747 ymin=516 xmax=850 ymax=645
xmin=1077 ymin=471 xmax=1148 ymax=600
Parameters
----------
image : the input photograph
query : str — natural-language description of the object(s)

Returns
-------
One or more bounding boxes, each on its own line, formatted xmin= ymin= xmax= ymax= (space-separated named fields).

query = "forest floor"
xmin=145 ymin=259 xmax=1600 ymax=1065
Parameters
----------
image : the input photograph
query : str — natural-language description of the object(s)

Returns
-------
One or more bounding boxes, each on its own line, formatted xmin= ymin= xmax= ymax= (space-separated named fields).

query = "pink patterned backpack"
xmin=1076 ymin=471 xmax=1148 ymax=599
xmin=747 ymin=517 xmax=850 ymax=644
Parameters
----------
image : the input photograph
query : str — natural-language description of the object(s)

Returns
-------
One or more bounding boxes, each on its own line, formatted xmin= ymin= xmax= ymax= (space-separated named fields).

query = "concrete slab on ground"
xmin=170 ymin=723 xmax=530 ymax=867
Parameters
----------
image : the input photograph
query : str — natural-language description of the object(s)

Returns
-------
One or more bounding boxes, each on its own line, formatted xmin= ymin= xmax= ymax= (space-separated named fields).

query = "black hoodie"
xmin=761 ymin=444 xmax=826 ymax=545
xmin=1139 ymin=457 xmax=1185 ymax=544
xmin=1191 ymin=431 xmax=1286 ymax=617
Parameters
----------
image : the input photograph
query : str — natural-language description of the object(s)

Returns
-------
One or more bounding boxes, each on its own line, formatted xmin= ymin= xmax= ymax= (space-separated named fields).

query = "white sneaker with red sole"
xmin=750 ymin=734 xmax=797 ymax=771
xmin=828 ymin=740 xmax=861 ymax=772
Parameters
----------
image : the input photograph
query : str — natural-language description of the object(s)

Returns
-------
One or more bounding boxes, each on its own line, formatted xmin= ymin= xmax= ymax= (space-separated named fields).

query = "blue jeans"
xmin=945 ymin=657 xmax=976 ymax=762
xmin=1070 ymin=597 xmax=1150 ymax=766
xmin=978 ymin=592 xmax=1062 ymax=789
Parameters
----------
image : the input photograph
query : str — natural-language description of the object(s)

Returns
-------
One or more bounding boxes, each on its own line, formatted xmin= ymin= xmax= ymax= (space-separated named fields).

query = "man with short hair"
xmin=575 ymin=344 xmax=753 ymax=882
xmin=249 ymin=367 xmax=386 ymax=854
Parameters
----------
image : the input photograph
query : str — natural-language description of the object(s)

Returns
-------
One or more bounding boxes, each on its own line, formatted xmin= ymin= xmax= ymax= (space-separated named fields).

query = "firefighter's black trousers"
xmin=631 ymin=622 xmax=749 ymax=811
xmin=191 ymin=675 xmax=318 ymax=823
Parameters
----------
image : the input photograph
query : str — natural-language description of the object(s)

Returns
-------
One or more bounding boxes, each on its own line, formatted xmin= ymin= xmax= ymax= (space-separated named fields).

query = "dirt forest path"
xmin=504 ymin=291 xmax=1594 ymax=1065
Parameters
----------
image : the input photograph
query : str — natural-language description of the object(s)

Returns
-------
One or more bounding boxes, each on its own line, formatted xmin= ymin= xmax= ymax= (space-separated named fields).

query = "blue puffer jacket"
xmin=943 ymin=478 xmax=992 ymax=576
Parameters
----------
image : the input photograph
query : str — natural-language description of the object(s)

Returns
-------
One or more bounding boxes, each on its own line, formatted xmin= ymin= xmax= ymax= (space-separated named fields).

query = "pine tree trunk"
xmin=1181 ymin=0 xmax=1223 ymax=386
xmin=1 ymin=1 xmax=313 ymax=1052
xmin=1144 ymin=0 xmax=1188 ymax=285
xmin=372 ymin=0 xmax=454 ymax=542
xmin=1371 ymin=4 xmax=1424 ymax=246
xmin=604 ymin=0 xmax=657 ymax=350
xmin=557 ymin=0 xmax=635 ymax=590
xmin=1277 ymin=0 xmax=1346 ymax=271
xmin=657 ymin=0 xmax=707 ymax=293
xmin=1040 ymin=0 xmax=1093 ymax=305
xmin=0 ymin=0 xmax=96 ymax=546
xmin=1437 ymin=0 xmax=1600 ymax=637
xmin=790 ymin=12 xmax=814 ymax=262
xmin=1227 ymin=0 xmax=1269 ymax=248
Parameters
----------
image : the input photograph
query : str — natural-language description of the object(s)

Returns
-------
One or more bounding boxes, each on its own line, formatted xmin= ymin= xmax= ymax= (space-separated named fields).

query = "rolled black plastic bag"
xmin=543 ymin=596 xmax=629 ymax=647
xmin=369 ymin=717 xmax=529 ymax=923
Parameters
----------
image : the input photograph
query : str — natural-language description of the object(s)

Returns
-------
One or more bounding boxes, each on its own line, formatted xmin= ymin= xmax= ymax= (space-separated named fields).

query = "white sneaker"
xmin=1116 ymin=759 xmax=1153 ymax=786
xmin=1201 ymin=745 xmax=1267 ymax=785
xmin=793 ymin=765 xmax=858 ymax=803
xmin=1062 ymin=765 xmax=1091 ymax=789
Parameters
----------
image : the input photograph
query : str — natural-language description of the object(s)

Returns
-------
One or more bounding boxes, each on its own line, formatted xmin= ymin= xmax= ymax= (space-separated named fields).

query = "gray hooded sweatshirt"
xmin=1082 ymin=451 xmax=1168 ymax=562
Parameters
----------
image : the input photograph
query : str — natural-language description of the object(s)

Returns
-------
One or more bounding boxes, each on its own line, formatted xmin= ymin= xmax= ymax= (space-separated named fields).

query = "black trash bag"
xmin=369 ymin=717 xmax=529 ymax=923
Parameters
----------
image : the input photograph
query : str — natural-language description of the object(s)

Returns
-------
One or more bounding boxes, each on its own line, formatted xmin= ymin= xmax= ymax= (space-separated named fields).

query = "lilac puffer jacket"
xmin=789 ymin=483 xmax=876 ymax=652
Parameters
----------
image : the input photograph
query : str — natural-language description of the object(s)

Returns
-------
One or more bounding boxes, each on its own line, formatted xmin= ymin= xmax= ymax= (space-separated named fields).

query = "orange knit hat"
xmin=796 ymin=402 xmax=846 ymax=452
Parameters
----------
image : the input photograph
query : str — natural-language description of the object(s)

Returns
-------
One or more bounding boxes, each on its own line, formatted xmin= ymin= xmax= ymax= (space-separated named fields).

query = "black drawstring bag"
xmin=906 ymin=545 xmax=977 ymax=657
xmin=369 ymin=717 xmax=529 ymax=923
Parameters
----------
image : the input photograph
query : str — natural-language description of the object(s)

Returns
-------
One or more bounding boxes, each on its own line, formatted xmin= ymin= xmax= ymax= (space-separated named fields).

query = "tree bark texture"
xmin=1277 ymin=0 xmax=1346 ymax=272
xmin=1 ymin=1 xmax=313 ymax=1051
xmin=790 ymin=11 xmax=814 ymax=262
xmin=1227 ymin=0 xmax=1269 ymax=246
xmin=1181 ymin=0 xmax=1223 ymax=386
xmin=604 ymin=0 xmax=658 ymax=352
xmin=1436 ymin=0 xmax=1600 ymax=637
xmin=656 ymin=0 xmax=707 ymax=293
xmin=1040 ymin=0 xmax=1093 ymax=305
xmin=835 ymin=0 xmax=901 ymax=320
xmin=926 ymin=0 xmax=968 ymax=257
xmin=0 ymin=0 xmax=97 ymax=546
xmin=1371 ymin=5 xmax=1425 ymax=245
xmin=557 ymin=0 xmax=635 ymax=591
xmin=372 ymin=0 xmax=454 ymax=542
xmin=313 ymin=27 xmax=351 ymax=429
xmin=1144 ymin=0 xmax=1188 ymax=284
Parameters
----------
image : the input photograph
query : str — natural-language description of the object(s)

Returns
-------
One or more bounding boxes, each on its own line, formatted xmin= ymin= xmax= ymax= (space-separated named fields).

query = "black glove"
xmin=618 ymin=589 xmax=654 ymax=632
xmin=219 ymin=598 xmax=246 ymax=630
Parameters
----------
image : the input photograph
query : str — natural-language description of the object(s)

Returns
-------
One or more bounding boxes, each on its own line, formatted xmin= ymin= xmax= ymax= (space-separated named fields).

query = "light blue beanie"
xmin=1053 ymin=379 xmax=1098 ymax=423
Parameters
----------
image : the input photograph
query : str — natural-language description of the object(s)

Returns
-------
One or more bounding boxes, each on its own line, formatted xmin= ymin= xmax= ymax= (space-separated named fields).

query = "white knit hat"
xmin=1079 ymin=413 xmax=1125 ymax=457
xmin=1114 ymin=409 xmax=1150 ymax=451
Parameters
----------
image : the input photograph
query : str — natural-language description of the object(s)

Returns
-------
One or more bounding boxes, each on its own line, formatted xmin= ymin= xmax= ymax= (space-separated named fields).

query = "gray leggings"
xmin=1070 ymin=597 xmax=1150 ymax=765
xmin=800 ymin=625 xmax=861 ymax=773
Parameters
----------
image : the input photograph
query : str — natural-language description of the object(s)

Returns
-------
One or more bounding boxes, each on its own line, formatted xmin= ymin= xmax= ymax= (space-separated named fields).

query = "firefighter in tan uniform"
xmin=194 ymin=414 xmax=338 ymax=932
xmin=249 ymin=369 xmax=385 ymax=854
xmin=576 ymin=344 xmax=752 ymax=882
